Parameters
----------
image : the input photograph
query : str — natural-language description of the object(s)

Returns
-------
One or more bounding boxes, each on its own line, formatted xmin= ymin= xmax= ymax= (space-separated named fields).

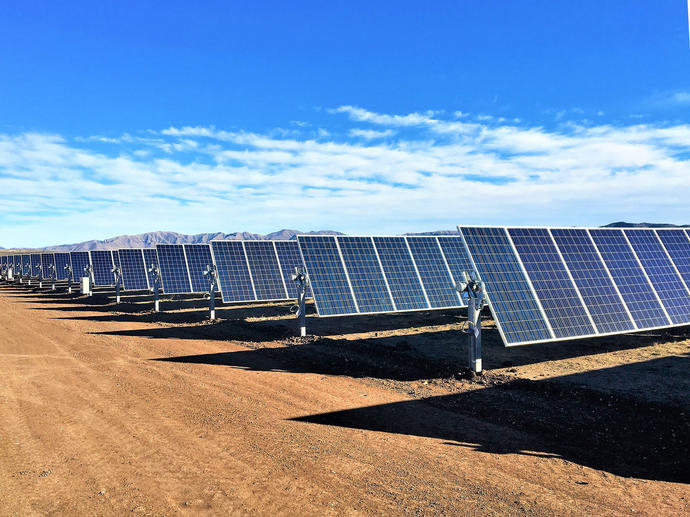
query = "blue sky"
xmin=1 ymin=1 xmax=689 ymax=247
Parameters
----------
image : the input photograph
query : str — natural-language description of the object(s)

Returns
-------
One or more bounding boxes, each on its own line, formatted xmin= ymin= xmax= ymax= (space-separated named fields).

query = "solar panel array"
xmin=459 ymin=227 xmax=690 ymax=346
xmin=297 ymin=235 xmax=470 ymax=317
xmin=210 ymin=240 xmax=307 ymax=303
xmin=155 ymin=244 xmax=193 ymax=294
xmin=30 ymin=253 xmax=42 ymax=278
xmin=53 ymin=253 xmax=71 ymax=281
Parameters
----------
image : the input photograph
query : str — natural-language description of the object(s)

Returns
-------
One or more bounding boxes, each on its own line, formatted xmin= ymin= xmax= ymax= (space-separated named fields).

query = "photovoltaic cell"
xmin=459 ymin=227 xmax=552 ymax=345
xmin=297 ymin=236 xmax=357 ymax=316
xmin=338 ymin=237 xmax=394 ymax=313
xmin=156 ymin=245 xmax=192 ymax=294
xmin=41 ymin=254 xmax=56 ymax=280
xmin=112 ymin=250 xmax=120 ymax=269
xmin=244 ymin=241 xmax=287 ymax=300
xmin=184 ymin=244 xmax=214 ymax=294
xmin=656 ymin=229 xmax=690 ymax=288
xmin=31 ymin=253 xmax=42 ymax=277
xmin=90 ymin=250 xmax=115 ymax=286
xmin=588 ymin=230 xmax=669 ymax=328
xmin=118 ymin=249 xmax=149 ymax=291
xmin=406 ymin=237 xmax=461 ymax=308
xmin=274 ymin=240 xmax=311 ymax=299
xmin=550 ymin=229 xmax=634 ymax=333
xmin=624 ymin=229 xmax=690 ymax=325
xmin=210 ymin=241 xmax=256 ymax=302
xmin=21 ymin=254 xmax=31 ymax=276
xmin=54 ymin=253 xmax=71 ymax=281
xmin=70 ymin=252 xmax=90 ymax=281
xmin=508 ymin=228 xmax=595 ymax=339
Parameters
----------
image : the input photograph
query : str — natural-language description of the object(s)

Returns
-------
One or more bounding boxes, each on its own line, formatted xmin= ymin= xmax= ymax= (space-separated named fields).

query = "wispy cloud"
xmin=0 ymin=106 xmax=689 ymax=247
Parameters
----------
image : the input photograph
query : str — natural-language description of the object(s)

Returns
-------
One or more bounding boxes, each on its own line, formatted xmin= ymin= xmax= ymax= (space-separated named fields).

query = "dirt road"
xmin=0 ymin=284 xmax=688 ymax=516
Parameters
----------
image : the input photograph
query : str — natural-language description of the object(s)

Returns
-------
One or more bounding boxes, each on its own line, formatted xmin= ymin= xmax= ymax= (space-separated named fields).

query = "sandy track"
xmin=0 ymin=285 xmax=688 ymax=516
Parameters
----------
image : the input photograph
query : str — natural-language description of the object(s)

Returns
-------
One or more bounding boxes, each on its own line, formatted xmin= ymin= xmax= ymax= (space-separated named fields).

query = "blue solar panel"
xmin=30 ymin=253 xmax=42 ymax=277
xmin=142 ymin=249 xmax=158 ymax=288
xmin=244 ymin=241 xmax=288 ymax=300
xmin=54 ymin=253 xmax=71 ymax=281
xmin=657 ymin=229 xmax=690 ymax=288
xmin=459 ymin=227 xmax=552 ymax=345
xmin=338 ymin=237 xmax=395 ymax=313
xmin=41 ymin=254 xmax=55 ymax=280
xmin=274 ymin=240 xmax=311 ymax=299
xmin=297 ymin=236 xmax=357 ymax=316
xmin=550 ymin=229 xmax=635 ymax=333
xmin=588 ymin=230 xmax=670 ymax=328
xmin=369 ymin=237 xmax=429 ymax=311
xmin=69 ymin=252 xmax=90 ymax=281
xmin=90 ymin=250 xmax=115 ymax=286
xmin=118 ymin=249 xmax=149 ymax=291
xmin=406 ymin=237 xmax=462 ymax=308
xmin=112 ymin=250 xmax=120 ymax=269
xmin=623 ymin=229 xmax=690 ymax=325
xmin=155 ymin=245 xmax=192 ymax=294
xmin=437 ymin=236 xmax=474 ymax=290
xmin=184 ymin=244 xmax=214 ymax=294
xmin=210 ymin=241 xmax=256 ymax=302
xmin=20 ymin=254 xmax=30 ymax=276
xmin=508 ymin=228 xmax=595 ymax=339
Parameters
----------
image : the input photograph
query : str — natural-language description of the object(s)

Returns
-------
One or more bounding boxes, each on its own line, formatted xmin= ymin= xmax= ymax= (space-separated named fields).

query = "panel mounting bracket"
xmin=457 ymin=271 xmax=486 ymax=375
xmin=291 ymin=267 xmax=310 ymax=337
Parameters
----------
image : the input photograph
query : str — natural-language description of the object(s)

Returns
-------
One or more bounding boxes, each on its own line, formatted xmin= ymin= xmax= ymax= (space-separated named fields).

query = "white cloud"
xmin=0 ymin=107 xmax=689 ymax=247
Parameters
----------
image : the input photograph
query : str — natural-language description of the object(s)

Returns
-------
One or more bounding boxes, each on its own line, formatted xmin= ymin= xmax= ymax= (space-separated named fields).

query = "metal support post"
xmin=203 ymin=264 xmax=218 ymax=320
xmin=291 ymin=267 xmax=309 ymax=337
xmin=65 ymin=265 xmax=73 ymax=294
xmin=112 ymin=266 xmax=122 ymax=303
xmin=457 ymin=271 xmax=486 ymax=375
xmin=149 ymin=264 xmax=162 ymax=312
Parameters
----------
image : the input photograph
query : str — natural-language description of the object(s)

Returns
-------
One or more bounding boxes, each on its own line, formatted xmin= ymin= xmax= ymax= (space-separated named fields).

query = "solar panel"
xmin=90 ymin=250 xmax=115 ymax=286
xmin=209 ymin=241 xmax=256 ymax=302
xmin=53 ymin=253 xmax=71 ymax=281
xmin=41 ymin=254 xmax=56 ymax=280
xmin=338 ymin=237 xmax=394 ymax=313
xmin=184 ymin=244 xmax=214 ymax=293
xmin=69 ymin=252 xmax=90 ymax=281
xmin=155 ymin=245 xmax=192 ymax=294
xmin=244 ymin=241 xmax=288 ymax=300
xmin=118 ymin=249 xmax=149 ymax=291
xmin=459 ymin=227 xmax=552 ymax=345
xmin=623 ymin=229 xmax=690 ymax=325
xmin=296 ymin=236 xmax=357 ymax=316
xmin=21 ymin=254 xmax=30 ymax=277
xmin=406 ymin=237 xmax=463 ymax=308
xmin=297 ymin=235 xmax=469 ymax=317
xmin=656 ymin=229 xmax=690 ymax=288
xmin=589 ymin=229 xmax=670 ymax=329
xmin=142 ymin=248 xmax=158 ymax=288
xmin=508 ymin=228 xmax=595 ymax=339
xmin=274 ymin=240 xmax=311 ymax=299
xmin=30 ymin=253 xmax=42 ymax=278
xmin=112 ymin=250 xmax=121 ymax=270
xmin=550 ymin=229 xmax=635 ymax=333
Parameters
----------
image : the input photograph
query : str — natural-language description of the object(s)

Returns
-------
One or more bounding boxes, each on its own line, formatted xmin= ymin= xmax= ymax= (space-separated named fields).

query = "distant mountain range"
xmin=1 ymin=222 xmax=687 ymax=252
xmin=40 ymin=229 xmax=344 ymax=252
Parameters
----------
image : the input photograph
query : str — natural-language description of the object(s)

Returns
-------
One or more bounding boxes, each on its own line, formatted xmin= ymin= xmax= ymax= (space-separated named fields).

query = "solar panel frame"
xmin=118 ymin=249 xmax=149 ymax=291
xmin=53 ymin=253 xmax=71 ymax=281
xmin=90 ymin=250 xmax=116 ymax=286
xmin=155 ymin=244 xmax=193 ymax=294
xmin=41 ymin=254 xmax=56 ymax=281
xmin=209 ymin=241 xmax=258 ymax=303
xmin=20 ymin=254 xmax=30 ymax=276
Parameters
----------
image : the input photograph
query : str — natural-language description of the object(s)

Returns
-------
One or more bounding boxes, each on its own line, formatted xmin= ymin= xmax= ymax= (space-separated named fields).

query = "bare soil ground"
xmin=0 ymin=283 xmax=688 ymax=516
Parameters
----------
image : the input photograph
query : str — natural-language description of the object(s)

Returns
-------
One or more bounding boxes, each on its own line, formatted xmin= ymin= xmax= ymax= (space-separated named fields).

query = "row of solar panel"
xmin=296 ymin=235 xmax=473 ymax=316
xmin=459 ymin=227 xmax=690 ymax=346
xmin=0 ymin=241 xmax=307 ymax=304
